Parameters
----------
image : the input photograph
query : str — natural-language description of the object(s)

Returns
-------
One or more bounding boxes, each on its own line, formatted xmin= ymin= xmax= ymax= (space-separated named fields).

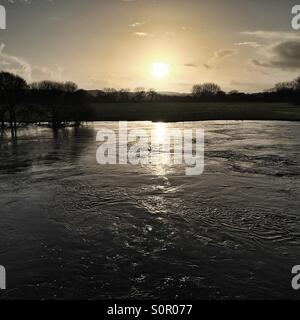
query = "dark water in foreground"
xmin=0 ymin=121 xmax=300 ymax=300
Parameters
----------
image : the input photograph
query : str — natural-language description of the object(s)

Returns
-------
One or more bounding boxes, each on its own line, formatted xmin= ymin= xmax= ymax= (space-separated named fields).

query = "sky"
xmin=0 ymin=0 xmax=300 ymax=93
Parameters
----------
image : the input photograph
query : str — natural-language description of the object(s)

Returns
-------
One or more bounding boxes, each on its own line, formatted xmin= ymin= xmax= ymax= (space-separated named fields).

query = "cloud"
xmin=230 ymin=80 xmax=274 ymax=92
xmin=129 ymin=21 xmax=146 ymax=28
xmin=6 ymin=0 xmax=32 ymax=3
xmin=204 ymin=48 xmax=238 ymax=69
xmin=132 ymin=31 xmax=175 ymax=38
xmin=31 ymin=65 xmax=64 ymax=81
xmin=182 ymin=26 xmax=193 ymax=31
xmin=251 ymin=40 xmax=300 ymax=71
xmin=133 ymin=32 xmax=153 ymax=37
xmin=0 ymin=42 xmax=31 ymax=80
xmin=0 ymin=42 xmax=63 ymax=82
xmin=129 ymin=20 xmax=183 ymax=38
xmin=184 ymin=63 xmax=198 ymax=68
xmin=5 ymin=0 xmax=53 ymax=4
xmin=236 ymin=42 xmax=262 ymax=48
xmin=241 ymin=31 xmax=300 ymax=41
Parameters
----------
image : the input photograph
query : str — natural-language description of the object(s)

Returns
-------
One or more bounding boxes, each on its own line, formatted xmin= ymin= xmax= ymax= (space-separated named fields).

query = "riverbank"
xmin=89 ymin=102 xmax=300 ymax=122
xmin=1 ymin=103 xmax=300 ymax=134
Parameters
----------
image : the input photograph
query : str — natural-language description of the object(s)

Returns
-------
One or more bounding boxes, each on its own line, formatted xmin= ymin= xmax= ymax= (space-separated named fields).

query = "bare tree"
xmin=118 ymin=89 xmax=131 ymax=102
xmin=103 ymin=88 xmax=118 ymax=102
xmin=293 ymin=77 xmax=300 ymax=91
xmin=192 ymin=83 xmax=222 ymax=98
xmin=31 ymin=81 xmax=79 ymax=129
xmin=0 ymin=72 xmax=28 ymax=136
xmin=0 ymin=100 xmax=6 ymax=131
xmin=147 ymin=89 xmax=158 ymax=101
xmin=134 ymin=87 xmax=146 ymax=102
xmin=63 ymin=82 xmax=78 ymax=93
xmin=275 ymin=82 xmax=294 ymax=93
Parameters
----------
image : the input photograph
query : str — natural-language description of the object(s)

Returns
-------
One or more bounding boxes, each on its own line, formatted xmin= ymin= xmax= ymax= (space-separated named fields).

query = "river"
xmin=0 ymin=121 xmax=300 ymax=299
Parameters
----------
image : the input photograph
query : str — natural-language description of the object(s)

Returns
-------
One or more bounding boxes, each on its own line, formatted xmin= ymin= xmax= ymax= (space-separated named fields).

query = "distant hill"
xmin=86 ymin=90 xmax=186 ymax=97
xmin=159 ymin=91 xmax=187 ymax=96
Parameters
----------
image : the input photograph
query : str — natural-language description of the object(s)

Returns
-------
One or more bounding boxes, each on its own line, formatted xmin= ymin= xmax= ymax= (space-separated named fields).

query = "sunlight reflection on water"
xmin=154 ymin=122 xmax=167 ymax=145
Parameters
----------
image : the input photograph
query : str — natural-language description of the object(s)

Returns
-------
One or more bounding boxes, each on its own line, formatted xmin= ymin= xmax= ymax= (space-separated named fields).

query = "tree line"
xmin=1 ymin=71 xmax=300 ymax=135
xmin=0 ymin=72 xmax=94 ymax=135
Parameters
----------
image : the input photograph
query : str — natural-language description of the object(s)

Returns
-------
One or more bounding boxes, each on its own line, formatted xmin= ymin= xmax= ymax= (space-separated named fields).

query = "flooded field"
xmin=0 ymin=121 xmax=300 ymax=300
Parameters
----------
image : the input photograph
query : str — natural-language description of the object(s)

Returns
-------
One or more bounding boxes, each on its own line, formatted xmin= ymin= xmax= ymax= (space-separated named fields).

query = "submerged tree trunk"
xmin=0 ymin=115 xmax=5 ymax=139
xmin=8 ymin=106 xmax=17 ymax=137
xmin=50 ymin=105 xmax=62 ymax=130
xmin=0 ymin=111 xmax=5 ymax=131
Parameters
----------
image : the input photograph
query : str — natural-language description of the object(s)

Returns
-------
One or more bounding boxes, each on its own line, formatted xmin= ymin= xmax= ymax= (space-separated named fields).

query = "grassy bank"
xmin=89 ymin=102 xmax=300 ymax=122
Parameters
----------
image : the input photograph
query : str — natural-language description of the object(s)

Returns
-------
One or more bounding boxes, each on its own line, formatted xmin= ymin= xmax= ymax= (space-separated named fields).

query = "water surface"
xmin=0 ymin=121 xmax=300 ymax=299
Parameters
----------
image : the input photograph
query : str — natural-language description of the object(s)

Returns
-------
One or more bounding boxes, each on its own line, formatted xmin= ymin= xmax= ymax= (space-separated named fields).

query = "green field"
xmin=89 ymin=102 xmax=300 ymax=122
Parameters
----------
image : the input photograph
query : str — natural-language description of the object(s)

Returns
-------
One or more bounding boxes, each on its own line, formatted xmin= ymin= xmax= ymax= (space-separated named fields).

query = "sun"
xmin=151 ymin=62 xmax=170 ymax=79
